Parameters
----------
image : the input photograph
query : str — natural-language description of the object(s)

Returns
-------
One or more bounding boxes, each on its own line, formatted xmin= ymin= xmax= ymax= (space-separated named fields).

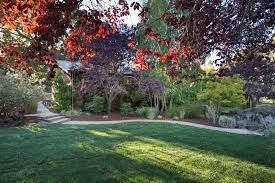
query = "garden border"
xmin=26 ymin=101 xmax=263 ymax=136
xmin=62 ymin=119 xmax=263 ymax=136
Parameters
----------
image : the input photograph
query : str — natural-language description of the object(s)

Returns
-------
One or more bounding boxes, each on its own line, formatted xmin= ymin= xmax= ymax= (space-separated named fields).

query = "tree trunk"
xmin=161 ymin=96 xmax=166 ymax=112
xmin=169 ymin=98 xmax=173 ymax=110
xmin=107 ymin=100 xmax=112 ymax=115
xmin=249 ymin=95 xmax=257 ymax=109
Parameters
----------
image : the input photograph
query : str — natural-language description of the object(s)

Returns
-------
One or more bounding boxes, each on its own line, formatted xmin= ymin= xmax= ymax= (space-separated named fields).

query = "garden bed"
xmin=0 ymin=116 xmax=40 ymax=128
xmin=69 ymin=113 xmax=219 ymax=127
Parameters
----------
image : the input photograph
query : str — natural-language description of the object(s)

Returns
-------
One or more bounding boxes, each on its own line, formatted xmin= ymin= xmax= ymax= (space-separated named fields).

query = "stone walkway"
xmin=26 ymin=102 xmax=71 ymax=124
xmin=25 ymin=102 xmax=263 ymax=136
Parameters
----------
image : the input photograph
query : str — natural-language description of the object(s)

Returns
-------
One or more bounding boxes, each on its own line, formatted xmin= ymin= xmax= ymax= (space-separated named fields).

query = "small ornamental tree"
xmin=138 ymin=75 xmax=165 ymax=111
xmin=197 ymin=75 xmax=245 ymax=123
xmin=78 ymin=65 xmax=126 ymax=115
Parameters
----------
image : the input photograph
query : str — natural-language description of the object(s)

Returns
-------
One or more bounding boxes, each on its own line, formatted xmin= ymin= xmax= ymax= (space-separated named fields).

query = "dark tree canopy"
xmin=219 ymin=40 xmax=275 ymax=107
xmin=84 ymin=25 xmax=134 ymax=66
xmin=0 ymin=0 xmax=135 ymax=68
xmin=140 ymin=0 xmax=274 ymax=62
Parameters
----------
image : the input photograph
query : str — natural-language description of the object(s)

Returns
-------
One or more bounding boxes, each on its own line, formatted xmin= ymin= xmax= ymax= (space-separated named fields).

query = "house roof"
xmin=56 ymin=60 xmax=82 ymax=74
xmin=55 ymin=59 xmax=133 ymax=75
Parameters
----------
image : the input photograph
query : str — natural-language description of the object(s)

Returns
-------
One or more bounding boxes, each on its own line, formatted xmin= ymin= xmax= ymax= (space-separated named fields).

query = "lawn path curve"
xmin=25 ymin=102 xmax=263 ymax=136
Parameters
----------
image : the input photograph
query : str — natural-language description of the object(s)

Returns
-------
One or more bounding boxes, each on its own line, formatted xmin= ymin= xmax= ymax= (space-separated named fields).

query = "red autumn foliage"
xmin=0 ymin=0 xmax=137 ymax=68
xmin=128 ymin=40 xmax=136 ymax=48
xmin=82 ymin=60 xmax=89 ymax=65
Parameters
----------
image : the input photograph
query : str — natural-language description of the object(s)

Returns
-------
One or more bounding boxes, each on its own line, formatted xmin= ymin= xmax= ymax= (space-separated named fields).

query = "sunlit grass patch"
xmin=0 ymin=123 xmax=274 ymax=182
xmin=87 ymin=129 xmax=114 ymax=137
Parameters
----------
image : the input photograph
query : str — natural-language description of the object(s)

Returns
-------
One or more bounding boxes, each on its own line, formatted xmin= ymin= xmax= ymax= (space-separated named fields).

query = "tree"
xmin=74 ymin=22 xmax=136 ymax=115
xmin=0 ymin=0 xmax=134 ymax=68
xmin=220 ymin=41 xmax=275 ymax=107
xmin=137 ymin=0 xmax=274 ymax=64
xmin=0 ymin=0 xmax=80 ymax=67
xmin=52 ymin=68 xmax=72 ymax=112
xmin=197 ymin=75 xmax=245 ymax=123
xmin=1 ymin=0 xmax=273 ymax=69
xmin=130 ymin=0 xmax=201 ymax=82
xmin=79 ymin=25 xmax=134 ymax=66
xmin=137 ymin=74 xmax=165 ymax=111
xmin=78 ymin=65 xmax=126 ymax=115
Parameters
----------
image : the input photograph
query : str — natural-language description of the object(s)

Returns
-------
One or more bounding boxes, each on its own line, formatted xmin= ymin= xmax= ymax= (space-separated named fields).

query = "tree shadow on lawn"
xmin=0 ymin=125 xmax=203 ymax=183
xmin=0 ymin=122 xmax=274 ymax=182
xmin=101 ymin=122 xmax=275 ymax=168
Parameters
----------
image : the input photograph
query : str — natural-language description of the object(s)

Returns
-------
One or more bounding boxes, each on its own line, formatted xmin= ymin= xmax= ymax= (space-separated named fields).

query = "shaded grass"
xmin=0 ymin=122 xmax=274 ymax=183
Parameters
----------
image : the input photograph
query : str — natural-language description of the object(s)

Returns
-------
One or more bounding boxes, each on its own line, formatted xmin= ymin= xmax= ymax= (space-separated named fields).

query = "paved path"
xmin=26 ymin=102 xmax=71 ymax=124
xmin=63 ymin=120 xmax=262 ymax=136
xmin=25 ymin=102 xmax=263 ymax=136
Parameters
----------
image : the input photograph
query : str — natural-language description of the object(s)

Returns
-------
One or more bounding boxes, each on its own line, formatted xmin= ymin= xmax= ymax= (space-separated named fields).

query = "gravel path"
xmin=25 ymin=102 xmax=263 ymax=136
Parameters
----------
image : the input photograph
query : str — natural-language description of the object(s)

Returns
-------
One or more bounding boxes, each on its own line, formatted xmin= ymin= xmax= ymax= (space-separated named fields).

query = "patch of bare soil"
xmin=0 ymin=116 xmax=41 ymax=128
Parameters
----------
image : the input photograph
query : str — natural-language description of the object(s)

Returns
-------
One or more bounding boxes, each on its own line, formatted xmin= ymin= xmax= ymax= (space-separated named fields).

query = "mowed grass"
xmin=0 ymin=122 xmax=274 ymax=183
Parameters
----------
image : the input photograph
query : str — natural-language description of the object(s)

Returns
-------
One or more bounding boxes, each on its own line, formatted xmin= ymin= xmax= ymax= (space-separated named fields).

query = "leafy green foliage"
xmin=136 ymin=107 xmax=158 ymax=119
xmin=205 ymin=104 xmax=219 ymax=124
xmin=198 ymin=75 xmax=245 ymax=122
xmin=218 ymin=115 xmax=237 ymax=128
xmin=120 ymin=103 xmax=134 ymax=116
xmin=166 ymin=105 xmax=185 ymax=119
xmin=121 ymin=77 xmax=149 ymax=109
xmin=83 ymin=95 xmax=106 ymax=113
xmin=52 ymin=68 xmax=71 ymax=112
xmin=148 ymin=68 xmax=205 ymax=113
xmin=184 ymin=102 xmax=205 ymax=118
xmin=0 ymin=76 xmax=25 ymax=120
xmin=0 ymin=70 xmax=44 ymax=121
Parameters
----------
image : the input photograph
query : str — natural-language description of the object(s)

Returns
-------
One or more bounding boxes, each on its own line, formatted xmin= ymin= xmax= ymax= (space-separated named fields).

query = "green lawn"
xmin=0 ymin=122 xmax=274 ymax=183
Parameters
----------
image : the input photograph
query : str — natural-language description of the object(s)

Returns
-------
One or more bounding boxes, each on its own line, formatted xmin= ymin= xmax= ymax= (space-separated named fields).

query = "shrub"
xmin=0 ymin=76 xmax=25 ymax=121
xmin=243 ymin=105 xmax=275 ymax=116
xmin=122 ymin=88 xmax=148 ymax=108
xmin=120 ymin=103 xmax=134 ymax=115
xmin=266 ymin=124 xmax=275 ymax=137
xmin=0 ymin=72 xmax=44 ymax=122
xmin=185 ymin=102 xmax=205 ymax=118
xmin=136 ymin=107 xmax=158 ymax=119
xmin=62 ymin=110 xmax=82 ymax=117
xmin=238 ymin=114 xmax=266 ymax=131
xmin=83 ymin=95 xmax=105 ymax=113
xmin=205 ymin=104 xmax=220 ymax=124
xmin=24 ymin=100 xmax=38 ymax=114
xmin=218 ymin=115 xmax=237 ymax=128
xmin=166 ymin=106 xmax=185 ymax=119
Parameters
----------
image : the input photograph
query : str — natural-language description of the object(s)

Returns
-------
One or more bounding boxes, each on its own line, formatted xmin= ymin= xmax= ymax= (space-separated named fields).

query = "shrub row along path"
xmin=25 ymin=102 xmax=262 ymax=136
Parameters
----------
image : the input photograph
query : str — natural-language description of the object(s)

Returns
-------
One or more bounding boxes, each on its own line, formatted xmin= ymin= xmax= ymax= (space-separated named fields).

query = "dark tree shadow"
xmin=0 ymin=122 xmax=274 ymax=182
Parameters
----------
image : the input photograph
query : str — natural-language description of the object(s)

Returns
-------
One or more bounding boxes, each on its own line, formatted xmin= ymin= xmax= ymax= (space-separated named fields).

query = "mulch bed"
xmin=0 ymin=116 xmax=41 ymax=128
xmin=70 ymin=112 xmax=220 ymax=127
xmin=70 ymin=112 xmax=147 ymax=121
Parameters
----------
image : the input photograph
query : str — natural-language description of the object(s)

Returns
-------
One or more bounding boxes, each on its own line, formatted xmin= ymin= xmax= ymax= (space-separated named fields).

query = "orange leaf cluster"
xmin=128 ymin=40 xmax=136 ymax=48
